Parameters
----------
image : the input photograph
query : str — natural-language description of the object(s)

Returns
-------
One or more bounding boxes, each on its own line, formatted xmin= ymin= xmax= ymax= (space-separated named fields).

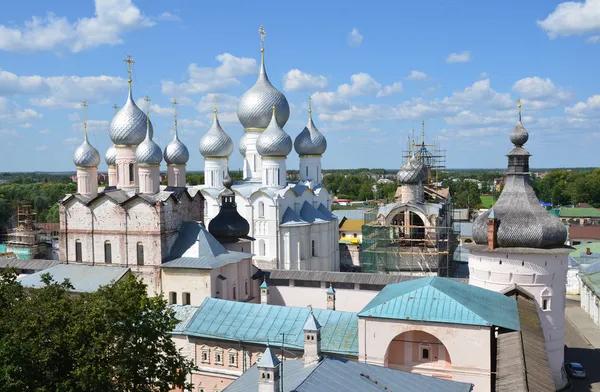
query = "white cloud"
xmin=71 ymin=119 xmax=110 ymax=133
xmin=406 ymin=70 xmax=428 ymax=81
xmin=134 ymin=99 xmax=173 ymax=117
xmin=20 ymin=122 xmax=32 ymax=128
xmin=587 ymin=35 xmax=600 ymax=43
xmin=565 ymin=95 xmax=600 ymax=118
xmin=337 ymin=73 xmax=381 ymax=97
xmin=0 ymin=0 xmax=154 ymax=53
xmin=310 ymin=91 xmax=350 ymax=111
xmin=0 ymin=68 xmax=126 ymax=108
xmin=537 ymin=0 xmax=600 ymax=38
xmin=512 ymin=76 xmax=573 ymax=110
xmin=161 ymin=53 xmax=257 ymax=96
xmin=204 ymin=111 xmax=238 ymax=124
xmin=446 ymin=51 xmax=472 ymax=64
xmin=196 ymin=93 xmax=239 ymax=113
xmin=443 ymin=79 xmax=512 ymax=109
xmin=0 ymin=98 xmax=43 ymax=122
xmin=0 ymin=129 xmax=21 ymax=138
xmin=36 ymin=145 xmax=49 ymax=151
xmin=157 ymin=12 xmax=181 ymax=22
xmin=377 ymin=82 xmax=404 ymax=97
xmin=479 ymin=72 xmax=489 ymax=79
xmin=283 ymin=69 xmax=328 ymax=92
xmin=347 ymin=28 xmax=363 ymax=47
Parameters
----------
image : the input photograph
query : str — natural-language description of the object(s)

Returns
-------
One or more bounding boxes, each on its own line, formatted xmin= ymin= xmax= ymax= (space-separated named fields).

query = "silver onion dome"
xmin=105 ymin=144 xmax=117 ymax=167
xmin=164 ymin=133 xmax=189 ymax=165
xmin=239 ymin=132 xmax=249 ymax=157
xmin=237 ymin=37 xmax=290 ymax=130
xmin=397 ymin=155 xmax=425 ymax=184
xmin=135 ymin=121 xmax=162 ymax=166
xmin=110 ymin=90 xmax=153 ymax=146
xmin=199 ymin=110 xmax=233 ymax=158
xmin=73 ymin=134 xmax=101 ymax=168
xmin=256 ymin=106 xmax=292 ymax=157
xmin=294 ymin=109 xmax=327 ymax=156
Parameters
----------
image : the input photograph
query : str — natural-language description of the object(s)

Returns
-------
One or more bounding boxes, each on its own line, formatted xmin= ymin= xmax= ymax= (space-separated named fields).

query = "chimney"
xmin=487 ymin=209 xmax=498 ymax=250
xmin=260 ymin=278 xmax=270 ymax=304
xmin=587 ymin=247 xmax=592 ymax=256
xmin=326 ymin=282 xmax=336 ymax=310
xmin=257 ymin=345 xmax=281 ymax=392
xmin=303 ymin=310 xmax=322 ymax=367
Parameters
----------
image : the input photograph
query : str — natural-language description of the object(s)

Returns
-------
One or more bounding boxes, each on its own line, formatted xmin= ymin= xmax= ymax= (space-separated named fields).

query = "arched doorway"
xmin=385 ymin=330 xmax=452 ymax=380
xmin=390 ymin=211 xmax=426 ymax=241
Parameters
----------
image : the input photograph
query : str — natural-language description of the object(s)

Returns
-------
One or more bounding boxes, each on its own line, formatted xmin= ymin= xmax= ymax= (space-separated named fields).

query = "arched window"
xmin=259 ymin=240 xmax=266 ymax=256
xmin=541 ymin=287 xmax=552 ymax=311
xmin=128 ymin=163 xmax=135 ymax=183
xmin=311 ymin=240 xmax=316 ymax=257
xmin=137 ymin=242 xmax=144 ymax=265
xmin=75 ymin=239 xmax=82 ymax=262
xmin=258 ymin=201 xmax=265 ymax=218
xmin=422 ymin=348 xmax=429 ymax=360
xmin=104 ymin=240 xmax=112 ymax=264
xmin=233 ymin=286 xmax=237 ymax=301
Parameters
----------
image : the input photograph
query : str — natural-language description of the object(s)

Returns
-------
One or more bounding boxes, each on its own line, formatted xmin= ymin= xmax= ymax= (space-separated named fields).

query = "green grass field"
xmin=480 ymin=195 xmax=496 ymax=208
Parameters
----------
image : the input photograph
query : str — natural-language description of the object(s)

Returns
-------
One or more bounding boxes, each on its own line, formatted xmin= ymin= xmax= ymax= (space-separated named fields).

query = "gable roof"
xmin=340 ymin=219 xmax=363 ymax=232
xmin=280 ymin=207 xmax=310 ymax=227
xmin=581 ymin=270 xmax=600 ymax=297
xmin=317 ymin=204 xmax=337 ymax=220
xmin=18 ymin=264 xmax=129 ymax=293
xmin=559 ymin=206 xmax=600 ymax=218
xmin=183 ymin=298 xmax=358 ymax=356
xmin=224 ymin=356 xmax=473 ymax=392
xmin=299 ymin=201 xmax=330 ymax=224
xmin=357 ymin=277 xmax=520 ymax=330
xmin=162 ymin=222 xmax=251 ymax=269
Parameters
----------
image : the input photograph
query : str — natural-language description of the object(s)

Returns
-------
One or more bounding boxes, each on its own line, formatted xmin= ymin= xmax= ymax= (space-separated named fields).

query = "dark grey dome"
xmin=397 ymin=155 xmax=425 ymax=184
xmin=473 ymin=110 xmax=566 ymax=248
xmin=510 ymin=120 xmax=529 ymax=147
xmin=208 ymin=176 xmax=250 ymax=240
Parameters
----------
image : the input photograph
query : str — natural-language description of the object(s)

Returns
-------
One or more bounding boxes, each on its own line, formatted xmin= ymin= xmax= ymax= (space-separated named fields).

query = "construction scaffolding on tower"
xmin=359 ymin=122 xmax=457 ymax=276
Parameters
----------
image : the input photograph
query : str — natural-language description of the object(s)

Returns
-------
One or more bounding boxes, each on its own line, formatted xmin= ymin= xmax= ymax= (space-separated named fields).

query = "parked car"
xmin=565 ymin=362 xmax=586 ymax=379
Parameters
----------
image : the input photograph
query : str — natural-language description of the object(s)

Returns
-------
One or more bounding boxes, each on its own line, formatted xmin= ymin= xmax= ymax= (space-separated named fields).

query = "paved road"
xmin=565 ymin=300 xmax=600 ymax=392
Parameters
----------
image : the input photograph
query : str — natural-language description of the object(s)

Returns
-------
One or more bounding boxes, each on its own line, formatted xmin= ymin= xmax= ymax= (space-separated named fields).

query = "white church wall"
xmin=269 ymin=285 xmax=378 ymax=312
xmin=162 ymin=269 xmax=212 ymax=306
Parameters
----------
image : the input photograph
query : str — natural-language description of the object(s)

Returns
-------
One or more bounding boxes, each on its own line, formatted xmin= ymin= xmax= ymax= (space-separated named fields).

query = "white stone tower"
xmin=302 ymin=310 xmax=322 ymax=367
xmin=200 ymin=98 xmax=233 ymax=189
xmin=135 ymin=97 xmax=162 ymax=194
xmin=468 ymin=100 xmax=569 ymax=389
xmin=294 ymin=97 xmax=327 ymax=184
xmin=256 ymin=106 xmax=292 ymax=188
xmin=257 ymin=345 xmax=281 ymax=392
xmin=163 ymin=99 xmax=189 ymax=187
xmin=73 ymin=101 xmax=100 ymax=197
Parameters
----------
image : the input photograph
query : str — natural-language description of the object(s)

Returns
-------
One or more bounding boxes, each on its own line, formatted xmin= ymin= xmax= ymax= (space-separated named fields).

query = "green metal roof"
xmin=558 ymin=207 xmax=600 ymax=218
xmin=357 ymin=277 xmax=520 ymax=331
xmin=548 ymin=209 xmax=560 ymax=217
xmin=581 ymin=271 xmax=600 ymax=297
xmin=569 ymin=242 xmax=600 ymax=259
xmin=183 ymin=298 xmax=358 ymax=355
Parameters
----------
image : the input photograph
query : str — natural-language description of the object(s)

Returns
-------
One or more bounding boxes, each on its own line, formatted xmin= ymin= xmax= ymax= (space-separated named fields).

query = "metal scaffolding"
xmin=403 ymin=121 xmax=447 ymax=187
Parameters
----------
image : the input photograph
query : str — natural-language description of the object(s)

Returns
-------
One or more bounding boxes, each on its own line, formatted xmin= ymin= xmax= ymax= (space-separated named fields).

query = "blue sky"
xmin=1 ymin=0 xmax=599 ymax=171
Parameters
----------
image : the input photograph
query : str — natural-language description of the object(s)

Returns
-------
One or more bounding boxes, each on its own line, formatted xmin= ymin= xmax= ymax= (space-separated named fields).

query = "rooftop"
xmin=358 ymin=277 xmax=520 ymax=331
xmin=581 ymin=271 xmax=600 ymax=297
xmin=18 ymin=264 xmax=129 ymax=293
xmin=0 ymin=258 xmax=60 ymax=272
xmin=559 ymin=207 xmax=600 ymax=218
xmin=339 ymin=219 xmax=363 ymax=232
xmin=224 ymin=356 xmax=473 ymax=392
xmin=181 ymin=297 xmax=359 ymax=356
xmin=570 ymin=225 xmax=600 ymax=240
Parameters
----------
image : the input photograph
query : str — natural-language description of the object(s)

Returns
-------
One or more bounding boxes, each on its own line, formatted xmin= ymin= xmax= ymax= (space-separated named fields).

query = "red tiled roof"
xmin=570 ymin=225 xmax=600 ymax=240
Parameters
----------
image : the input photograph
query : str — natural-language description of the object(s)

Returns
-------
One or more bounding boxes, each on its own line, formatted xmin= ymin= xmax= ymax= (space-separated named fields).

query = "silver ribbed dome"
xmin=110 ymin=90 xmax=153 ymax=146
xmin=199 ymin=111 xmax=233 ymax=158
xmin=135 ymin=123 xmax=162 ymax=166
xmin=239 ymin=132 xmax=249 ymax=157
xmin=256 ymin=107 xmax=292 ymax=157
xmin=164 ymin=132 xmax=189 ymax=165
xmin=237 ymin=59 xmax=290 ymax=130
xmin=105 ymin=144 xmax=116 ymax=166
xmin=73 ymin=134 xmax=101 ymax=168
xmin=472 ymin=110 xmax=567 ymax=248
xmin=397 ymin=155 xmax=425 ymax=184
xmin=294 ymin=111 xmax=327 ymax=156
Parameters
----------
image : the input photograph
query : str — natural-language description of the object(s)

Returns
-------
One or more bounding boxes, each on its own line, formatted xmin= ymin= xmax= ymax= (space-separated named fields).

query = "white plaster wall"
xmin=269 ymin=285 xmax=378 ymax=312
xmin=359 ymin=317 xmax=492 ymax=392
xmin=162 ymin=269 xmax=211 ymax=306
xmin=566 ymin=268 xmax=580 ymax=295
xmin=299 ymin=156 xmax=322 ymax=183
xmin=204 ymin=158 xmax=228 ymax=188
xmin=167 ymin=165 xmax=186 ymax=187
xmin=468 ymin=250 xmax=568 ymax=389
xmin=76 ymin=168 xmax=98 ymax=197
xmin=243 ymin=132 xmax=261 ymax=180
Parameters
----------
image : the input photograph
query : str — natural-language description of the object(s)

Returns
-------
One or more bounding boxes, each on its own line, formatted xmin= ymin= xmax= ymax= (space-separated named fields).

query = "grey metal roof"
xmin=163 ymin=222 xmax=251 ymax=269
xmin=317 ymin=204 xmax=337 ymax=221
xmin=257 ymin=346 xmax=281 ymax=368
xmin=0 ymin=258 xmax=60 ymax=272
xmin=224 ymin=356 xmax=473 ymax=392
xmin=303 ymin=311 xmax=321 ymax=331
xmin=496 ymin=290 xmax=555 ymax=392
xmin=299 ymin=201 xmax=329 ymax=224
xmin=18 ymin=264 xmax=129 ymax=293
xmin=61 ymin=187 xmax=198 ymax=206
xmin=264 ymin=269 xmax=468 ymax=286
xmin=453 ymin=221 xmax=473 ymax=237
xmin=280 ymin=207 xmax=310 ymax=227
xmin=465 ymin=243 xmax=572 ymax=255
xmin=169 ymin=305 xmax=200 ymax=334
xmin=332 ymin=209 xmax=366 ymax=222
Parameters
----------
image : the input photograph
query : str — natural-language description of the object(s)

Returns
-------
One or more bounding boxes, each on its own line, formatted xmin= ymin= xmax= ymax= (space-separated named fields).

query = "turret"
xmin=294 ymin=97 xmax=327 ymax=184
xmin=163 ymin=100 xmax=189 ymax=187
xmin=135 ymin=97 xmax=162 ymax=194
xmin=260 ymin=278 xmax=270 ymax=304
xmin=199 ymin=98 xmax=233 ymax=188
xmin=256 ymin=106 xmax=292 ymax=188
xmin=326 ymin=282 xmax=336 ymax=310
xmin=303 ymin=309 xmax=322 ymax=367
xmin=73 ymin=101 xmax=100 ymax=197
xmin=257 ymin=345 xmax=280 ymax=392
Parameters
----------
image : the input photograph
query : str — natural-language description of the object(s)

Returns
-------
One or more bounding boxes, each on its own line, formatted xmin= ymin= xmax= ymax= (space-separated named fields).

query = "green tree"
xmin=0 ymin=270 xmax=195 ymax=392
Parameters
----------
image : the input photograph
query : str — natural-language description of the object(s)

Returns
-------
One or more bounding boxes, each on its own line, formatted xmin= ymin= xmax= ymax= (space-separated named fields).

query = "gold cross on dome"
xmin=259 ymin=26 xmax=266 ymax=51
xmin=112 ymin=103 xmax=118 ymax=114
xmin=213 ymin=95 xmax=218 ymax=115
xmin=123 ymin=54 xmax=135 ymax=86
xmin=144 ymin=96 xmax=151 ymax=115
xmin=81 ymin=100 xmax=88 ymax=136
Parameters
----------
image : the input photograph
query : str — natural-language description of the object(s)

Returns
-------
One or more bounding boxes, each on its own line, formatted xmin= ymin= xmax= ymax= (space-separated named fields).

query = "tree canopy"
xmin=0 ymin=270 xmax=195 ymax=392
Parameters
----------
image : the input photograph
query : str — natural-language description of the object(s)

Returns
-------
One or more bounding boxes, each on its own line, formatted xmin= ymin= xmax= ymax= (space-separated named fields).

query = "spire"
xmin=213 ymin=94 xmax=218 ymax=118
xmin=272 ymin=104 xmax=276 ymax=118
xmin=421 ymin=120 xmax=425 ymax=144
xmin=81 ymin=100 xmax=88 ymax=141
xmin=172 ymin=99 xmax=179 ymax=140
xmin=112 ymin=103 xmax=118 ymax=115
xmin=308 ymin=96 xmax=312 ymax=119
xmin=144 ymin=96 xmax=151 ymax=139
xmin=259 ymin=25 xmax=266 ymax=74
xmin=517 ymin=98 xmax=522 ymax=122
xmin=123 ymin=53 xmax=135 ymax=93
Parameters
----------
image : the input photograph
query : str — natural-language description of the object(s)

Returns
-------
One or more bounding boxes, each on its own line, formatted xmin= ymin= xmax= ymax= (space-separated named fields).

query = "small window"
xmin=229 ymin=352 xmax=237 ymax=367
xmin=245 ymin=280 xmax=248 ymax=295
xmin=129 ymin=163 xmax=135 ymax=183
xmin=137 ymin=242 xmax=144 ymax=265
xmin=215 ymin=351 xmax=223 ymax=365
xmin=353 ymin=233 xmax=357 ymax=238
xmin=233 ymin=286 xmax=237 ymax=301
xmin=104 ymin=240 xmax=112 ymax=264
xmin=75 ymin=239 xmax=82 ymax=262
xmin=422 ymin=348 xmax=429 ymax=359
xmin=543 ymin=299 xmax=548 ymax=310
xmin=183 ymin=292 xmax=191 ymax=305
xmin=267 ymin=373 xmax=270 ymax=379
xmin=201 ymin=349 xmax=210 ymax=364
xmin=258 ymin=201 xmax=265 ymax=218
xmin=312 ymin=240 xmax=316 ymax=257
xmin=169 ymin=292 xmax=177 ymax=305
